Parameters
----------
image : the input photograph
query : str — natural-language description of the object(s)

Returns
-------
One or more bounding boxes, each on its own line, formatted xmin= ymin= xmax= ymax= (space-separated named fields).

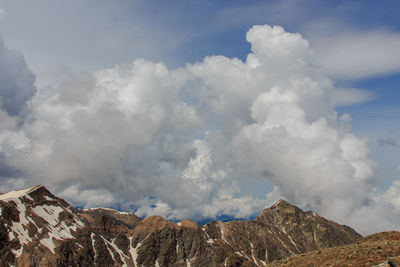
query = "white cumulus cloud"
xmin=0 ymin=24 xmax=399 ymax=234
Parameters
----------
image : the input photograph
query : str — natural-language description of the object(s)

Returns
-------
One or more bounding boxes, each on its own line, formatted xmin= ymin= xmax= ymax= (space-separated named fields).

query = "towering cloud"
xmin=0 ymin=34 xmax=36 ymax=189
xmin=0 ymin=25 xmax=399 ymax=234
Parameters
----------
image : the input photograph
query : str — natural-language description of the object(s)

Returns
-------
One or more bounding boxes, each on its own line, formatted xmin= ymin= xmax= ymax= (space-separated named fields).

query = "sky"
xmin=0 ymin=0 xmax=399 ymax=235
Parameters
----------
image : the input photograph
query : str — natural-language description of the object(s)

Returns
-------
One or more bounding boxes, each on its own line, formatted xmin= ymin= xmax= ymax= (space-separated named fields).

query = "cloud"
xmin=0 ymin=24 xmax=399 ymax=234
xmin=346 ymin=180 xmax=400 ymax=234
xmin=0 ymin=34 xmax=36 ymax=190
xmin=332 ymin=87 xmax=373 ymax=107
xmin=0 ymin=0 xmax=199 ymax=87
xmin=0 ymin=35 xmax=36 ymax=116
xmin=57 ymin=184 xmax=117 ymax=209
xmin=377 ymin=137 xmax=400 ymax=147
xmin=311 ymin=30 xmax=400 ymax=80
xmin=0 ymin=9 xmax=5 ymax=21
xmin=0 ymin=177 xmax=26 ymax=194
xmin=377 ymin=180 xmax=400 ymax=212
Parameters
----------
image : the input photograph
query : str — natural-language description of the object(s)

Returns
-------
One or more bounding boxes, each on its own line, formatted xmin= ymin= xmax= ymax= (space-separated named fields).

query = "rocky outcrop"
xmin=0 ymin=186 xmax=362 ymax=267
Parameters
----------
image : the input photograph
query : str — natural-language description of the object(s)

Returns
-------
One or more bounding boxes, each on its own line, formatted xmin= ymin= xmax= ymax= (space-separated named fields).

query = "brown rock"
xmin=0 ymin=187 xmax=365 ymax=267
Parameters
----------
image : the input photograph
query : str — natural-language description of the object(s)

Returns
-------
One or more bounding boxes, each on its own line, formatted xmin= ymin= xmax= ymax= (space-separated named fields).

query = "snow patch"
xmin=10 ymin=220 xmax=31 ymax=245
xmin=288 ymin=234 xmax=299 ymax=249
xmin=40 ymin=237 xmax=56 ymax=254
xmin=9 ymin=231 xmax=15 ymax=240
xmin=219 ymin=222 xmax=231 ymax=245
xmin=250 ymin=243 xmax=260 ymax=267
xmin=235 ymin=251 xmax=251 ymax=262
xmin=11 ymin=248 xmax=23 ymax=258
xmin=83 ymin=207 xmax=133 ymax=215
xmin=8 ymin=199 xmax=32 ymax=256
xmin=14 ymin=199 xmax=29 ymax=226
xmin=102 ymin=236 xmax=129 ymax=267
xmin=277 ymin=236 xmax=294 ymax=254
xmin=32 ymin=204 xmax=84 ymax=254
xmin=83 ymin=207 xmax=117 ymax=212
xmin=83 ymin=207 xmax=135 ymax=217
xmin=118 ymin=211 xmax=133 ymax=215
xmin=129 ymin=234 xmax=151 ymax=267
xmin=313 ymin=231 xmax=318 ymax=243
xmin=0 ymin=186 xmax=41 ymax=201
xmin=32 ymin=205 xmax=64 ymax=226
xmin=91 ymin=233 xmax=97 ymax=260
xmin=44 ymin=195 xmax=53 ymax=201
xmin=129 ymin=236 xmax=139 ymax=267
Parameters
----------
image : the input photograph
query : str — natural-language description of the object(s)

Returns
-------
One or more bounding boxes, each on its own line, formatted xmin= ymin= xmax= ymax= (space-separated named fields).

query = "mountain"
xmin=0 ymin=185 xmax=362 ymax=266
xmin=266 ymin=231 xmax=400 ymax=267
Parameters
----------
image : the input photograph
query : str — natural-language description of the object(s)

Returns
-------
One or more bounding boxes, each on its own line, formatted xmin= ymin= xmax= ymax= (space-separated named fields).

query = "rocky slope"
xmin=0 ymin=185 xmax=362 ymax=266
xmin=267 ymin=231 xmax=400 ymax=267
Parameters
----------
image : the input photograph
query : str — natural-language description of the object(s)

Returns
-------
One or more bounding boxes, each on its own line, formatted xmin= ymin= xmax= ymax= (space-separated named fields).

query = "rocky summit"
xmin=0 ymin=185 xmax=378 ymax=267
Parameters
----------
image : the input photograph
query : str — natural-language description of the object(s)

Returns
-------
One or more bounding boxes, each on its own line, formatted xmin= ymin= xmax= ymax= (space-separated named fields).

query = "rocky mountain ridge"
xmin=0 ymin=185 xmax=363 ymax=266
xmin=267 ymin=231 xmax=400 ymax=267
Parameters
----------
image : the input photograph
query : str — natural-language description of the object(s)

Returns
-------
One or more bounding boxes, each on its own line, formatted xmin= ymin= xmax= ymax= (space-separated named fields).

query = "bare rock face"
xmin=254 ymin=199 xmax=361 ymax=251
xmin=78 ymin=207 xmax=141 ymax=235
xmin=0 ymin=186 xmax=362 ymax=267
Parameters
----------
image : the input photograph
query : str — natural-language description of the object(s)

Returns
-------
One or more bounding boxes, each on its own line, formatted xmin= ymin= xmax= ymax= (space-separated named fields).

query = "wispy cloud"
xmin=332 ymin=87 xmax=374 ymax=107
xmin=311 ymin=30 xmax=400 ymax=80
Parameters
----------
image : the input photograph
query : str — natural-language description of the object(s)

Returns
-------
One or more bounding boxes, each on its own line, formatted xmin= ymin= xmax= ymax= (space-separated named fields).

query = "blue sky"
xmin=0 ymin=0 xmax=399 ymax=234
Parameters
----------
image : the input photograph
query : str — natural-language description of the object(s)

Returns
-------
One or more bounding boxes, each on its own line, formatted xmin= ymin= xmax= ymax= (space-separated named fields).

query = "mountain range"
xmin=0 ymin=185 xmax=398 ymax=266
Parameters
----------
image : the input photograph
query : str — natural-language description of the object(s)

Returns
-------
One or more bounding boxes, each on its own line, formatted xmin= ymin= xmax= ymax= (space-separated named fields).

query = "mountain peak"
xmin=180 ymin=218 xmax=200 ymax=229
xmin=271 ymin=199 xmax=293 ymax=208
xmin=0 ymin=185 xmax=45 ymax=201
xmin=255 ymin=199 xmax=300 ymax=219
